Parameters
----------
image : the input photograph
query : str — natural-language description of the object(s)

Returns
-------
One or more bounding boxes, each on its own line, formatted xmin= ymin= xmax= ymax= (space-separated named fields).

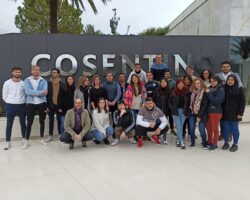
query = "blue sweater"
xmin=151 ymin=62 xmax=168 ymax=81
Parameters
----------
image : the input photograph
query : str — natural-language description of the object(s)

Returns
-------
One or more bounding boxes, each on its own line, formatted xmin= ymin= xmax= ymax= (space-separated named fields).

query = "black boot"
xmin=69 ymin=142 xmax=74 ymax=149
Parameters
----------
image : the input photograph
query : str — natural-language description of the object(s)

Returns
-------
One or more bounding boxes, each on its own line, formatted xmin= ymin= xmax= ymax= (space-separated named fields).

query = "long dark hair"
xmin=225 ymin=74 xmax=239 ymax=94
xmin=130 ymin=74 xmax=142 ymax=96
xmin=182 ymin=75 xmax=193 ymax=88
xmin=97 ymin=97 xmax=108 ymax=113
xmin=173 ymin=79 xmax=188 ymax=96
xmin=65 ymin=75 xmax=75 ymax=90
xmin=200 ymin=69 xmax=213 ymax=81
xmin=158 ymin=78 xmax=170 ymax=95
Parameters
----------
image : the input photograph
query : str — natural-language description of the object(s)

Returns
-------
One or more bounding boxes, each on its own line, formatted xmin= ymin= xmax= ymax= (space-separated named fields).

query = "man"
xmin=145 ymin=71 xmax=159 ymax=98
xmin=164 ymin=70 xmax=176 ymax=91
xmin=186 ymin=66 xmax=197 ymax=80
xmin=216 ymin=61 xmax=242 ymax=141
xmin=103 ymin=72 xmax=121 ymax=115
xmin=136 ymin=97 xmax=168 ymax=148
xmin=216 ymin=61 xmax=242 ymax=87
xmin=2 ymin=67 xmax=26 ymax=150
xmin=118 ymin=72 xmax=128 ymax=100
xmin=23 ymin=65 xmax=48 ymax=149
xmin=150 ymin=54 xmax=168 ymax=81
xmin=60 ymin=98 xmax=91 ymax=149
xmin=111 ymin=100 xmax=136 ymax=146
xmin=127 ymin=63 xmax=148 ymax=83
xmin=47 ymin=68 xmax=65 ymax=142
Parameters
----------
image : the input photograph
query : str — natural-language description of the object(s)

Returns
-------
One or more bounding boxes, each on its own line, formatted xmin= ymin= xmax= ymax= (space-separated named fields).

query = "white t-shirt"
xmin=30 ymin=78 xmax=42 ymax=104
xmin=2 ymin=79 xmax=26 ymax=104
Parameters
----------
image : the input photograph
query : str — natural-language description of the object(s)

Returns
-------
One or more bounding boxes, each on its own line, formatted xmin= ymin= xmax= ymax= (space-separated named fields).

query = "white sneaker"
xmin=22 ymin=140 xmax=29 ymax=149
xmin=40 ymin=138 xmax=48 ymax=146
xmin=47 ymin=135 xmax=53 ymax=143
xmin=22 ymin=138 xmax=26 ymax=144
xmin=4 ymin=142 xmax=11 ymax=150
xmin=129 ymin=137 xmax=137 ymax=144
xmin=111 ymin=139 xmax=120 ymax=146
xmin=163 ymin=140 xmax=168 ymax=145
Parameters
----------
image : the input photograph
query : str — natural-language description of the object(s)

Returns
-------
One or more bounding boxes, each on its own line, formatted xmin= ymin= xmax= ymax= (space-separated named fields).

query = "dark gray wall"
xmin=0 ymin=33 xmax=230 ymax=112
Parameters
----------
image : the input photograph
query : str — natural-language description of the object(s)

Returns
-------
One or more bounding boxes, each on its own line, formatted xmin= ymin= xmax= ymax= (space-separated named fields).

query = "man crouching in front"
xmin=136 ymin=97 xmax=168 ymax=148
xmin=60 ymin=98 xmax=91 ymax=149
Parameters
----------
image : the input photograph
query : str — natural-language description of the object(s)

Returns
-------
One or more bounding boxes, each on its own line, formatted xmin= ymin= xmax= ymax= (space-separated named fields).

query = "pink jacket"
xmin=125 ymin=83 xmax=147 ymax=109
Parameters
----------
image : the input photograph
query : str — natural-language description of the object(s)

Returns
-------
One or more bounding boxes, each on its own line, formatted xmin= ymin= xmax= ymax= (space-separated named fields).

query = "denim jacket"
xmin=24 ymin=76 xmax=48 ymax=104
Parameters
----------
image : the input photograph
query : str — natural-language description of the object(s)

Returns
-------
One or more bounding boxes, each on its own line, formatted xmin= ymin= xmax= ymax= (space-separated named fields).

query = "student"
xmin=89 ymin=98 xmax=114 ymax=145
xmin=164 ymin=70 xmax=176 ymax=91
xmin=60 ymin=98 xmax=92 ymax=149
xmin=127 ymin=63 xmax=147 ymax=83
xmin=61 ymin=75 xmax=75 ymax=133
xmin=153 ymin=78 xmax=171 ymax=144
xmin=186 ymin=66 xmax=197 ymax=80
xmin=111 ymin=100 xmax=136 ymax=146
xmin=47 ymin=68 xmax=65 ymax=142
xmin=136 ymin=97 xmax=168 ymax=148
xmin=205 ymin=76 xmax=225 ymax=150
xmin=23 ymin=65 xmax=48 ymax=149
xmin=145 ymin=71 xmax=159 ymax=98
xmin=2 ymin=67 xmax=26 ymax=150
xmin=221 ymin=75 xmax=245 ymax=152
xmin=118 ymin=72 xmax=128 ymax=100
xmin=150 ymin=54 xmax=168 ymax=81
xmin=168 ymin=79 xmax=190 ymax=150
xmin=74 ymin=75 xmax=90 ymax=110
xmin=200 ymin=69 xmax=213 ymax=88
xmin=125 ymin=74 xmax=147 ymax=114
xmin=188 ymin=78 xmax=208 ymax=149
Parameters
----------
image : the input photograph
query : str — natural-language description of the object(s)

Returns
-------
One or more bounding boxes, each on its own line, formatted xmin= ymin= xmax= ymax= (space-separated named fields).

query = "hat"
xmin=117 ymin=99 xmax=125 ymax=105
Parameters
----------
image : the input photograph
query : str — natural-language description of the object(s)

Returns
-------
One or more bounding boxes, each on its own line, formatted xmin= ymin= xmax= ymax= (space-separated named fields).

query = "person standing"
xmin=118 ymin=73 xmax=128 ymax=100
xmin=23 ymin=65 xmax=48 ymax=149
xmin=205 ymin=76 xmax=225 ymax=150
xmin=200 ymin=69 xmax=213 ymax=88
xmin=74 ymin=75 xmax=90 ymax=110
xmin=2 ymin=67 xmax=26 ymax=150
xmin=145 ymin=71 xmax=159 ymax=98
xmin=221 ymin=75 xmax=245 ymax=152
xmin=60 ymin=98 xmax=92 ymax=149
xmin=186 ymin=66 xmax=197 ymax=80
xmin=151 ymin=54 xmax=168 ymax=81
xmin=164 ymin=70 xmax=176 ymax=91
xmin=47 ymin=68 xmax=65 ymax=142
xmin=127 ymin=63 xmax=147 ymax=83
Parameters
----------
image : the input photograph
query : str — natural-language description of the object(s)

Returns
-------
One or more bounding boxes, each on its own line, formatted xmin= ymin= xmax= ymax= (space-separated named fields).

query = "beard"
xmin=13 ymin=74 xmax=21 ymax=79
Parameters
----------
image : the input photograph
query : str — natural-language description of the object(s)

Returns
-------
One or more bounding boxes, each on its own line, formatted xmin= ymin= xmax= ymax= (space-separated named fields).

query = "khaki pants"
xmin=115 ymin=127 xmax=135 ymax=139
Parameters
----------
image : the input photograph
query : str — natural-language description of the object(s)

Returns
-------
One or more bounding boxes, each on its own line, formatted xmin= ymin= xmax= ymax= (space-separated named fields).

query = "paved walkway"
xmin=0 ymin=124 xmax=250 ymax=200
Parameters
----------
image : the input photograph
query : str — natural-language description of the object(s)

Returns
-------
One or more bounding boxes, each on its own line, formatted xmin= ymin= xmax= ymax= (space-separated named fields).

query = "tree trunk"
xmin=50 ymin=0 xmax=58 ymax=33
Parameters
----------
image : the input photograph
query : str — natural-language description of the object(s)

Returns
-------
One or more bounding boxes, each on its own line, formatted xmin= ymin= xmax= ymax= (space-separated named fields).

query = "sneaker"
xmin=93 ymin=139 xmax=101 ymax=144
xmin=208 ymin=144 xmax=218 ymax=151
xmin=82 ymin=141 xmax=87 ymax=147
xmin=202 ymin=143 xmax=208 ymax=150
xmin=137 ymin=138 xmax=143 ymax=148
xmin=69 ymin=142 xmax=74 ymax=149
xmin=22 ymin=140 xmax=29 ymax=149
xmin=163 ymin=140 xmax=168 ymax=145
xmin=176 ymin=140 xmax=181 ymax=147
xmin=150 ymin=135 xmax=161 ymax=145
xmin=4 ymin=142 xmax=11 ymax=150
xmin=103 ymin=138 xmax=110 ymax=145
xmin=40 ymin=138 xmax=48 ymax=146
xmin=111 ymin=139 xmax=120 ymax=146
xmin=171 ymin=129 xmax=176 ymax=135
xmin=129 ymin=137 xmax=137 ymax=144
xmin=47 ymin=135 xmax=53 ymax=143
xmin=230 ymin=144 xmax=238 ymax=152
xmin=222 ymin=143 xmax=230 ymax=150
xmin=190 ymin=144 xmax=195 ymax=149
xmin=180 ymin=141 xmax=186 ymax=150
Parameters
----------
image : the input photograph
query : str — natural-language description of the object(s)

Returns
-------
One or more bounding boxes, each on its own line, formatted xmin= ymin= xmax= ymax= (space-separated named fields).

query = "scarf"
xmin=73 ymin=107 xmax=83 ymax=134
xmin=190 ymin=89 xmax=204 ymax=114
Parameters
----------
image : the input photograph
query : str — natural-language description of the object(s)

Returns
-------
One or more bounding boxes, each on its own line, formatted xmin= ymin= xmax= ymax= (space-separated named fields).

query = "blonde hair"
xmin=191 ymin=78 xmax=205 ymax=91
xmin=77 ymin=75 xmax=88 ymax=89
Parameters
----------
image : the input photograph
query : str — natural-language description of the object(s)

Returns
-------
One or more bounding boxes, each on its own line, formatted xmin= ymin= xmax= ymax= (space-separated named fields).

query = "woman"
xmin=205 ymin=76 xmax=225 ymax=150
xmin=221 ymin=74 xmax=245 ymax=152
xmin=168 ymin=79 xmax=190 ymax=149
xmin=153 ymin=78 xmax=171 ymax=144
xmin=61 ymin=75 xmax=75 ymax=133
xmin=188 ymin=78 xmax=208 ymax=149
xmin=89 ymin=75 xmax=107 ymax=110
xmin=74 ymin=75 xmax=90 ymax=110
xmin=125 ymin=74 xmax=147 ymax=114
xmin=200 ymin=69 xmax=213 ymax=88
xmin=89 ymin=98 xmax=114 ymax=145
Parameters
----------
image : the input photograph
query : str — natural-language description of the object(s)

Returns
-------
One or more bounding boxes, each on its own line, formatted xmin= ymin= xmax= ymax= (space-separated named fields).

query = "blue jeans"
xmin=5 ymin=103 xmax=26 ymax=141
xmin=172 ymin=109 xmax=186 ymax=142
xmin=61 ymin=116 xmax=65 ymax=134
xmin=189 ymin=114 xmax=207 ymax=145
xmin=222 ymin=121 xmax=240 ymax=145
xmin=89 ymin=126 xmax=114 ymax=141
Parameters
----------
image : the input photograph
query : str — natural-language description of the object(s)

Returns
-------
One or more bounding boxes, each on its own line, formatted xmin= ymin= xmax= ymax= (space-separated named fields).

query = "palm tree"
xmin=83 ymin=24 xmax=103 ymax=35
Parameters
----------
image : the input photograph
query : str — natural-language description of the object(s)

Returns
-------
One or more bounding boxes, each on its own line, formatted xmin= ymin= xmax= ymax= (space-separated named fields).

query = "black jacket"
xmin=62 ymin=85 xmax=75 ymax=116
xmin=168 ymin=92 xmax=190 ymax=116
xmin=47 ymin=80 xmax=65 ymax=109
xmin=222 ymin=87 xmax=245 ymax=121
xmin=207 ymin=84 xmax=225 ymax=114
xmin=153 ymin=90 xmax=170 ymax=116
xmin=113 ymin=109 xmax=136 ymax=133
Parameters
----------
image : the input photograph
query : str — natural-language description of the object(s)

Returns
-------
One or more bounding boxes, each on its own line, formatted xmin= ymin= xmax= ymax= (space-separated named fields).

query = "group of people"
xmin=2 ymin=54 xmax=246 ymax=152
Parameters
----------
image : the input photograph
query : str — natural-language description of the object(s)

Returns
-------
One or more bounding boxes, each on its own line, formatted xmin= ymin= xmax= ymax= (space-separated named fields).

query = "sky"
xmin=0 ymin=0 xmax=194 ymax=34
